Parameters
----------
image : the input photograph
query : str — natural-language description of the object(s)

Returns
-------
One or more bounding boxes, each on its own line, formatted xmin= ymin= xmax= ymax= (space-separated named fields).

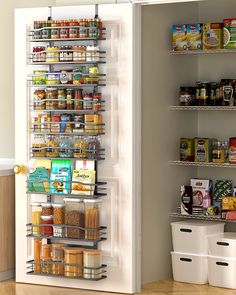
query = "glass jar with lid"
xmin=32 ymin=136 xmax=46 ymax=157
xmin=46 ymin=46 xmax=60 ymax=63
xmin=34 ymin=238 xmax=42 ymax=273
xmin=212 ymin=140 xmax=226 ymax=163
xmin=41 ymin=215 xmax=53 ymax=236
xmin=87 ymin=137 xmax=101 ymax=160
xmin=73 ymin=137 xmax=88 ymax=159
xmin=52 ymin=243 xmax=64 ymax=275
xmin=84 ymin=199 xmax=102 ymax=240
xmin=64 ymin=198 xmax=85 ymax=239
xmin=31 ymin=203 xmax=42 ymax=236
xmin=59 ymin=136 xmax=73 ymax=158
xmin=46 ymin=88 xmax=58 ymax=110
xmin=41 ymin=244 xmax=52 ymax=274
xmin=46 ymin=138 xmax=59 ymax=158
xmin=64 ymin=248 xmax=83 ymax=277
xmin=83 ymin=250 xmax=102 ymax=279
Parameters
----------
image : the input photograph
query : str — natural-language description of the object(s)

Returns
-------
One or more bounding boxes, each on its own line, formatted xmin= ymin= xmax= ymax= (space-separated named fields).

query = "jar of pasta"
xmin=31 ymin=203 xmax=42 ymax=236
xmin=34 ymin=238 xmax=42 ymax=273
xmin=73 ymin=138 xmax=88 ymax=158
xmin=64 ymin=248 xmax=83 ymax=277
xmin=46 ymin=138 xmax=59 ymax=157
xmin=52 ymin=243 xmax=64 ymax=275
xmin=52 ymin=204 xmax=65 ymax=224
xmin=84 ymin=199 xmax=101 ymax=240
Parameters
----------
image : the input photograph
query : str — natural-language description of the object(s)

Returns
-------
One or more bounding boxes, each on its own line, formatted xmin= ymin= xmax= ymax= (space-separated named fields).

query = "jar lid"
xmin=52 ymin=243 xmax=64 ymax=248
xmin=42 ymin=244 xmax=52 ymax=249
xmin=41 ymin=203 xmax=52 ymax=208
xmin=52 ymin=203 xmax=65 ymax=208
xmin=41 ymin=215 xmax=53 ymax=220
xmin=83 ymin=249 xmax=102 ymax=255
xmin=64 ymin=247 xmax=83 ymax=254
xmin=84 ymin=199 xmax=102 ymax=204
xmin=63 ymin=198 xmax=83 ymax=203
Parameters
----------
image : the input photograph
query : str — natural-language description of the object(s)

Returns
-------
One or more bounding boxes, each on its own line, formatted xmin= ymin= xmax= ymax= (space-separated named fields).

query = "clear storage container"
xmin=31 ymin=202 xmax=42 ymax=236
xmin=41 ymin=215 xmax=53 ymax=236
xmin=83 ymin=250 xmax=102 ymax=279
xmin=34 ymin=238 xmax=42 ymax=273
xmin=41 ymin=244 xmax=52 ymax=274
xmin=41 ymin=203 xmax=53 ymax=216
xmin=64 ymin=248 xmax=83 ymax=277
xmin=64 ymin=198 xmax=85 ymax=239
xmin=84 ymin=199 xmax=101 ymax=240
xmin=52 ymin=243 xmax=64 ymax=275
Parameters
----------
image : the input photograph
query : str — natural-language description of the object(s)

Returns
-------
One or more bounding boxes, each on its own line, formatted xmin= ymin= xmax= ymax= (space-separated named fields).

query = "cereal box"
xmin=172 ymin=24 xmax=187 ymax=51
xmin=203 ymin=23 xmax=223 ymax=50
xmin=222 ymin=197 xmax=236 ymax=210
xmin=186 ymin=23 xmax=202 ymax=50
xmin=223 ymin=18 xmax=236 ymax=49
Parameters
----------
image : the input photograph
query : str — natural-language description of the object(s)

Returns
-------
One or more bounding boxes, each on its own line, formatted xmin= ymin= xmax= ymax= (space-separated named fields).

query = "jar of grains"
xmin=52 ymin=204 xmax=65 ymax=224
xmin=64 ymin=248 xmax=83 ymax=277
xmin=64 ymin=198 xmax=85 ymax=239
xmin=41 ymin=244 xmax=52 ymax=274
xmin=83 ymin=250 xmax=102 ymax=279
xmin=52 ymin=243 xmax=64 ymax=275
xmin=41 ymin=203 xmax=53 ymax=216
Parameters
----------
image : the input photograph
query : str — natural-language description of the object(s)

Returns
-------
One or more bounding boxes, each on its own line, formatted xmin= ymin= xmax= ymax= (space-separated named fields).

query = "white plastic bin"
xmin=208 ymin=255 xmax=236 ymax=289
xmin=171 ymin=251 xmax=208 ymax=284
xmin=208 ymin=232 xmax=236 ymax=258
xmin=171 ymin=220 xmax=225 ymax=254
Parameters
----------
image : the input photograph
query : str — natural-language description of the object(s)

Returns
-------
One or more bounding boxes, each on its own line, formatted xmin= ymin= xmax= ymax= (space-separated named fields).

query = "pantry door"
xmin=15 ymin=3 xmax=141 ymax=293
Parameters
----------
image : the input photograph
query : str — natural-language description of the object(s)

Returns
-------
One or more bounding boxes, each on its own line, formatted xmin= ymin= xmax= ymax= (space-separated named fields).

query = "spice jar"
xmin=84 ymin=199 xmax=101 ymax=240
xmin=79 ymin=19 xmax=88 ymax=38
xmin=51 ymin=20 xmax=60 ymax=39
xmin=64 ymin=248 xmax=83 ymax=277
xmin=32 ymin=115 xmax=41 ymax=133
xmin=34 ymin=89 xmax=46 ymax=110
xmin=46 ymin=138 xmax=59 ymax=157
xmin=89 ymin=18 xmax=98 ymax=38
xmin=42 ymin=21 xmax=51 ymax=39
xmin=212 ymin=141 xmax=226 ymax=164
xmin=83 ymin=250 xmax=102 ymax=279
xmin=32 ymin=136 xmax=46 ymax=157
xmin=52 ymin=244 xmax=64 ymax=275
xmin=31 ymin=203 xmax=42 ymax=236
xmin=74 ymin=89 xmax=83 ymax=109
xmin=41 ymin=244 xmax=52 ymax=274
xmin=41 ymin=114 xmax=51 ymax=133
xmin=60 ymin=20 xmax=69 ymax=38
xmin=46 ymin=46 xmax=60 ymax=63
xmin=199 ymin=82 xmax=209 ymax=106
xmin=83 ymin=93 xmax=93 ymax=110
xmin=57 ymin=89 xmax=66 ymax=109
xmin=34 ymin=238 xmax=42 ymax=273
xmin=73 ymin=115 xmax=84 ymax=133
xmin=33 ymin=21 xmax=42 ymax=40
xmin=60 ymin=45 xmax=73 ymax=62
xmin=53 ymin=204 xmax=65 ymax=224
xmin=41 ymin=215 xmax=53 ymax=236
xmin=51 ymin=114 xmax=60 ymax=133
xmin=93 ymin=93 xmax=102 ymax=111
xmin=66 ymin=89 xmax=74 ymax=110
xmin=69 ymin=19 xmax=79 ymax=38
xmin=229 ymin=137 xmax=236 ymax=164
xmin=46 ymin=88 xmax=58 ymax=110
xmin=87 ymin=138 xmax=101 ymax=160
xmin=60 ymin=114 xmax=72 ymax=133
xmin=59 ymin=136 xmax=73 ymax=158
xmin=73 ymin=138 xmax=88 ymax=158
xmin=179 ymin=87 xmax=196 ymax=106
xmin=64 ymin=198 xmax=85 ymax=239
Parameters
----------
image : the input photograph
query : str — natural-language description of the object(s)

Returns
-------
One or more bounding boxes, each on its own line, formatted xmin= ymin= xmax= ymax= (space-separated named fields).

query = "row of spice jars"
xmin=31 ymin=199 xmax=101 ymax=240
xmin=34 ymin=89 xmax=102 ymax=110
xmin=179 ymin=79 xmax=236 ymax=106
xmin=34 ymin=240 xmax=102 ymax=279
xmin=33 ymin=18 xmax=103 ymax=40
xmin=32 ymin=136 xmax=101 ymax=159
xmin=32 ymin=113 xmax=103 ymax=134
xmin=32 ymin=45 xmax=100 ymax=63
xmin=33 ymin=67 xmax=100 ymax=85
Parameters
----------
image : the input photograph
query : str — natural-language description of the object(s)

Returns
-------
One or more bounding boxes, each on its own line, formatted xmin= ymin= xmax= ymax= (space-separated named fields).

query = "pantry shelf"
xmin=28 ymin=61 xmax=106 ymax=65
xmin=168 ymin=160 xmax=236 ymax=168
xmin=30 ymin=109 xmax=105 ymax=114
xmin=31 ymin=132 xmax=105 ymax=136
xmin=28 ymin=84 xmax=106 ymax=88
xmin=26 ymin=191 xmax=107 ymax=198
xmin=169 ymin=106 xmax=236 ymax=111
xmin=30 ymin=157 xmax=105 ymax=161
xmin=28 ymin=37 xmax=106 ymax=42
xmin=169 ymin=212 xmax=236 ymax=222
xmin=170 ymin=49 xmax=236 ymax=55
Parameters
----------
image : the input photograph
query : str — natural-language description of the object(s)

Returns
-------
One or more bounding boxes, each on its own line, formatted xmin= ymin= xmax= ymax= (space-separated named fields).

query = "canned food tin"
xmin=32 ymin=115 xmax=41 ymax=133
xmin=51 ymin=114 xmax=60 ymax=133
xmin=60 ymin=114 xmax=72 ymax=133
xmin=73 ymin=115 xmax=84 ymax=133
xmin=41 ymin=114 xmax=51 ymax=133
xmin=46 ymin=72 xmax=60 ymax=85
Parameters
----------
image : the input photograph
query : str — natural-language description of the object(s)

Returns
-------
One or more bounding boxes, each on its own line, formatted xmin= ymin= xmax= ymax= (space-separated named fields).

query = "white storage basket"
xmin=208 ymin=232 xmax=236 ymax=258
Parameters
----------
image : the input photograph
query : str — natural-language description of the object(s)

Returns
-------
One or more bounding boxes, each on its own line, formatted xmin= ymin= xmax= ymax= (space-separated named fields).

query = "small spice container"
xmin=73 ymin=138 xmax=88 ymax=158
xmin=46 ymin=46 xmax=60 ymax=63
xmin=41 ymin=215 xmax=53 ymax=236
xmin=41 ymin=203 xmax=53 ymax=216
xmin=64 ymin=248 xmax=83 ymax=277
xmin=83 ymin=250 xmax=102 ymax=279
xmin=46 ymin=139 xmax=59 ymax=157
xmin=41 ymin=244 xmax=52 ymax=274
xmin=64 ymin=198 xmax=85 ymax=239
xmin=31 ymin=202 xmax=42 ymax=236
xmin=46 ymin=88 xmax=58 ymax=110
xmin=53 ymin=225 xmax=64 ymax=238
xmin=34 ymin=238 xmax=42 ymax=273
xmin=84 ymin=199 xmax=101 ymax=240
xmin=52 ymin=204 xmax=65 ymax=224
xmin=32 ymin=136 xmax=46 ymax=157
xmin=52 ymin=243 xmax=64 ymax=275
xmin=87 ymin=138 xmax=101 ymax=160
xmin=212 ymin=141 xmax=226 ymax=163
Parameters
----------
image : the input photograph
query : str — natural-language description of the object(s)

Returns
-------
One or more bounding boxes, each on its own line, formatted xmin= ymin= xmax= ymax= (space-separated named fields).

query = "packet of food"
xmin=72 ymin=169 xmax=96 ymax=195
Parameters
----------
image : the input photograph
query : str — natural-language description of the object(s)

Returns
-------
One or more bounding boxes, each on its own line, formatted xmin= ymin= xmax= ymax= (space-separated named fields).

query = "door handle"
xmin=13 ymin=165 xmax=25 ymax=174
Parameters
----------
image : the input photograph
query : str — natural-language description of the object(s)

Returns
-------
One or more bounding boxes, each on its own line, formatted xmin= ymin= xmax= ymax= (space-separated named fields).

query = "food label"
xmin=172 ymin=24 xmax=187 ymax=51
xmin=186 ymin=24 xmax=202 ymax=50
xmin=203 ymin=23 xmax=223 ymax=50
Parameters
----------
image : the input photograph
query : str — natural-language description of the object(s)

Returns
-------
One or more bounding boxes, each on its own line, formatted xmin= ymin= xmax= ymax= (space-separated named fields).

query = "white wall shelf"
xmin=168 ymin=160 xmax=236 ymax=168
xmin=170 ymin=49 xmax=236 ymax=55
xmin=169 ymin=106 xmax=236 ymax=111
xmin=169 ymin=212 xmax=232 ymax=222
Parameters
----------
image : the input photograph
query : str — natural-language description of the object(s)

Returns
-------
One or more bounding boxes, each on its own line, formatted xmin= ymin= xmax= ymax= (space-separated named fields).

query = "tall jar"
xmin=69 ymin=19 xmax=79 ymax=38
xmin=87 ymin=137 xmax=101 ymax=160
xmin=46 ymin=88 xmax=58 ymax=110
xmin=64 ymin=198 xmax=85 ymax=239
xmin=46 ymin=138 xmax=59 ymax=158
xmin=32 ymin=136 xmax=46 ymax=157
xmin=59 ymin=136 xmax=73 ymax=158
xmin=41 ymin=203 xmax=53 ymax=216
xmin=212 ymin=141 xmax=226 ymax=164
xmin=64 ymin=248 xmax=83 ymax=277
xmin=41 ymin=244 xmax=52 ymax=274
xmin=46 ymin=46 xmax=59 ymax=63
xmin=41 ymin=215 xmax=53 ymax=237
xmin=52 ymin=244 xmax=64 ymax=275
xmin=83 ymin=250 xmax=102 ymax=279
xmin=84 ymin=199 xmax=101 ymax=240
xmin=34 ymin=238 xmax=42 ymax=273
xmin=31 ymin=203 xmax=42 ymax=236
xmin=73 ymin=137 xmax=88 ymax=159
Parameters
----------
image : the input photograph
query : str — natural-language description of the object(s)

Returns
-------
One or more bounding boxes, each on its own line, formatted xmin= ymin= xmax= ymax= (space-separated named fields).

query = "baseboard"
xmin=0 ymin=269 xmax=15 ymax=281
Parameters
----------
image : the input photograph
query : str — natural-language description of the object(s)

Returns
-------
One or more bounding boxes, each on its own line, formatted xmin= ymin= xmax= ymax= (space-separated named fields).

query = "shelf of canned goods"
xmin=170 ymin=49 xmax=236 ymax=55
xmin=169 ymin=106 xmax=236 ymax=111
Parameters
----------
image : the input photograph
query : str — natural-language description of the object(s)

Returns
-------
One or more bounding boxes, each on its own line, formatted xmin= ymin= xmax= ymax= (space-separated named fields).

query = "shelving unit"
xmin=169 ymin=212 xmax=226 ymax=222
xmin=168 ymin=160 xmax=236 ymax=168
xmin=170 ymin=49 xmax=236 ymax=55
xmin=169 ymin=106 xmax=236 ymax=111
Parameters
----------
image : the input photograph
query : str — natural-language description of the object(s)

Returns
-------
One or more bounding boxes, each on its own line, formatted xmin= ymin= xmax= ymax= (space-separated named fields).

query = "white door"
xmin=15 ymin=3 xmax=141 ymax=293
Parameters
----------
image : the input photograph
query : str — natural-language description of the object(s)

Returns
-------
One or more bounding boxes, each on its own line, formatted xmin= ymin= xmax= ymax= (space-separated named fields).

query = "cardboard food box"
xmin=214 ymin=180 xmax=233 ymax=203
xmin=172 ymin=24 xmax=187 ymax=51
xmin=181 ymin=185 xmax=193 ymax=215
xmin=190 ymin=178 xmax=213 ymax=207
xmin=222 ymin=196 xmax=236 ymax=210
xmin=223 ymin=18 xmax=236 ymax=49
xmin=186 ymin=23 xmax=202 ymax=50
xmin=203 ymin=23 xmax=223 ymax=50
xmin=180 ymin=138 xmax=194 ymax=161
xmin=194 ymin=138 xmax=212 ymax=163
